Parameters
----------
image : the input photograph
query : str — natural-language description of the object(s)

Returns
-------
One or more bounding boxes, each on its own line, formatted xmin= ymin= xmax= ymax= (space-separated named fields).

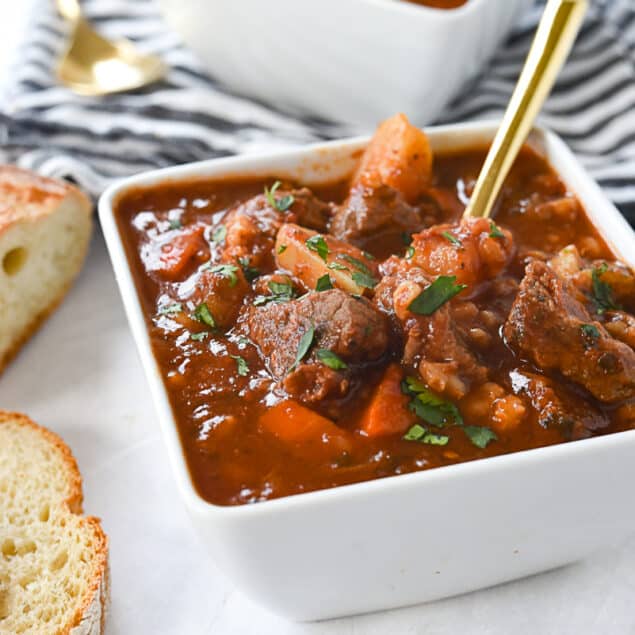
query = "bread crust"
xmin=0 ymin=411 xmax=110 ymax=635
xmin=0 ymin=165 xmax=93 ymax=377
xmin=0 ymin=166 xmax=91 ymax=231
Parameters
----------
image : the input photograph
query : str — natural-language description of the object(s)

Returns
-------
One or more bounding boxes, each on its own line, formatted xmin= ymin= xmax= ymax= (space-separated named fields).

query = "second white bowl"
xmin=157 ymin=0 xmax=531 ymax=127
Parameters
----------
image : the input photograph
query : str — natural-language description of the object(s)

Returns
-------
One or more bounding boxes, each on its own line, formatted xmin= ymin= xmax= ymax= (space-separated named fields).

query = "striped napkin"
xmin=1 ymin=0 xmax=634 ymax=222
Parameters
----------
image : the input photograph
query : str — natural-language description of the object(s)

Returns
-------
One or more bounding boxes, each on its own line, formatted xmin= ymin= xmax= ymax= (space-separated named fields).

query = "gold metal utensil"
xmin=463 ymin=0 xmax=588 ymax=219
xmin=55 ymin=0 xmax=166 ymax=96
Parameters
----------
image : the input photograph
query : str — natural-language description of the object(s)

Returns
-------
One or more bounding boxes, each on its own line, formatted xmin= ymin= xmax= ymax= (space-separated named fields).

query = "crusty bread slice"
xmin=0 ymin=411 xmax=109 ymax=635
xmin=0 ymin=167 xmax=92 ymax=375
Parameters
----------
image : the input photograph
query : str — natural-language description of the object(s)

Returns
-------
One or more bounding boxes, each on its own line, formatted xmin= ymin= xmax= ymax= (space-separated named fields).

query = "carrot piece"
xmin=360 ymin=364 xmax=415 ymax=438
xmin=155 ymin=225 xmax=207 ymax=280
xmin=259 ymin=400 xmax=351 ymax=453
xmin=352 ymin=113 xmax=432 ymax=204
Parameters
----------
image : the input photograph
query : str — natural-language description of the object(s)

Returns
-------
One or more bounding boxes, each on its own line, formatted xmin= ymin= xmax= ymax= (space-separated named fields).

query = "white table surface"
xmin=2 ymin=5 xmax=635 ymax=635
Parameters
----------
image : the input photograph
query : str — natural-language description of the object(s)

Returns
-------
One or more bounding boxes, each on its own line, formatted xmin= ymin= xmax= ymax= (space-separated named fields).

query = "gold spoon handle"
xmin=463 ymin=0 xmax=588 ymax=220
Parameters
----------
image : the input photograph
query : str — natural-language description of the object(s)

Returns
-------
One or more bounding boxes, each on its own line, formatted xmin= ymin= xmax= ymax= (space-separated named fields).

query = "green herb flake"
xmin=289 ymin=324 xmax=315 ymax=372
xmin=401 ymin=232 xmax=413 ymax=246
xmin=463 ymin=425 xmax=498 ymax=449
xmin=230 ymin=355 xmax=249 ymax=377
xmin=168 ymin=218 xmax=182 ymax=230
xmin=316 ymin=274 xmax=334 ymax=292
xmin=205 ymin=263 xmax=239 ymax=287
xmin=580 ymin=323 xmax=601 ymax=348
xmin=337 ymin=253 xmax=373 ymax=276
xmin=408 ymin=276 xmax=467 ymax=316
xmin=405 ymin=246 xmax=415 ymax=259
xmin=441 ymin=231 xmax=462 ymax=247
xmin=489 ymin=222 xmax=505 ymax=239
xmin=591 ymin=263 xmax=619 ymax=314
xmin=264 ymin=180 xmax=295 ymax=212
xmin=193 ymin=302 xmax=216 ymax=328
xmin=254 ymin=280 xmax=296 ymax=306
xmin=306 ymin=235 xmax=329 ymax=262
xmin=403 ymin=424 xmax=449 ymax=446
xmin=362 ymin=251 xmax=376 ymax=261
xmin=402 ymin=378 xmax=463 ymax=428
xmin=352 ymin=271 xmax=378 ymax=289
xmin=316 ymin=348 xmax=348 ymax=370
xmin=237 ymin=256 xmax=260 ymax=282
xmin=158 ymin=302 xmax=182 ymax=316
xmin=190 ymin=331 xmax=208 ymax=342
xmin=277 ymin=244 xmax=287 ymax=254
xmin=327 ymin=262 xmax=349 ymax=272
xmin=211 ymin=225 xmax=227 ymax=244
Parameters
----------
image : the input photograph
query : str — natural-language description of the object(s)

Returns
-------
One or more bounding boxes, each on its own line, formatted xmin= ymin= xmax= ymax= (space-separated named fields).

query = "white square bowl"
xmin=156 ymin=0 xmax=532 ymax=126
xmin=99 ymin=122 xmax=635 ymax=621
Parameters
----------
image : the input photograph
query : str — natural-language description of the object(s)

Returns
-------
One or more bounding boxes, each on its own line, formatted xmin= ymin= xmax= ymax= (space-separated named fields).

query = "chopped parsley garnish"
xmin=316 ymin=349 xmax=348 ymax=370
xmin=158 ymin=302 xmax=182 ymax=316
xmin=190 ymin=331 xmax=208 ymax=342
xmin=463 ymin=425 xmax=498 ymax=449
xmin=403 ymin=424 xmax=449 ymax=446
xmin=230 ymin=355 xmax=249 ymax=376
xmin=316 ymin=274 xmax=334 ymax=292
xmin=306 ymin=235 xmax=329 ymax=262
xmin=211 ymin=225 xmax=227 ymax=244
xmin=405 ymin=246 xmax=415 ymax=259
xmin=402 ymin=377 xmax=463 ymax=427
xmin=401 ymin=232 xmax=413 ymax=246
xmin=580 ymin=323 xmax=600 ymax=348
xmin=489 ymin=221 xmax=505 ymax=239
xmin=352 ymin=271 xmax=378 ymax=289
xmin=402 ymin=376 xmax=496 ymax=450
xmin=168 ymin=218 xmax=182 ymax=230
xmin=591 ymin=263 xmax=619 ymax=314
xmin=362 ymin=251 xmax=376 ymax=261
xmin=193 ymin=302 xmax=216 ymax=328
xmin=237 ymin=256 xmax=260 ymax=282
xmin=327 ymin=262 xmax=349 ymax=272
xmin=277 ymin=244 xmax=287 ymax=254
xmin=203 ymin=263 xmax=239 ymax=287
xmin=289 ymin=324 xmax=315 ymax=372
xmin=441 ymin=231 xmax=462 ymax=247
xmin=264 ymin=180 xmax=294 ymax=212
xmin=407 ymin=276 xmax=467 ymax=315
xmin=337 ymin=253 xmax=373 ymax=275
xmin=253 ymin=280 xmax=295 ymax=306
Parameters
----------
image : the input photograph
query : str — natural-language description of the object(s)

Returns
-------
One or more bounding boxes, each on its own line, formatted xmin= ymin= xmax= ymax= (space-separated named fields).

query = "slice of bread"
xmin=0 ymin=411 xmax=109 ymax=635
xmin=0 ymin=167 xmax=92 ymax=375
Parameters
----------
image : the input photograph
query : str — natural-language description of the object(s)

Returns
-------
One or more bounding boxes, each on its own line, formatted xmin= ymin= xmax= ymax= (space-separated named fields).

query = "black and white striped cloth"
xmin=1 ymin=0 xmax=634 ymax=222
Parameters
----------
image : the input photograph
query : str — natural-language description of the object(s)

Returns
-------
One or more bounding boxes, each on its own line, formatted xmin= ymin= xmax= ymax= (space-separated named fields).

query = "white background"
xmin=1 ymin=4 xmax=635 ymax=634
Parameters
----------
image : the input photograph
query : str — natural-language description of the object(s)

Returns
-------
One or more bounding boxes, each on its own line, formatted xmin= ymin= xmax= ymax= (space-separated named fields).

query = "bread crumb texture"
xmin=0 ymin=166 xmax=92 ymax=374
xmin=0 ymin=412 xmax=108 ymax=635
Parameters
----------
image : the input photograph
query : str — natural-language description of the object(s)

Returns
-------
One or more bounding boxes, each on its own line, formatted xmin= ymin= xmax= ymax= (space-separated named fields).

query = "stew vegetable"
xmin=116 ymin=114 xmax=635 ymax=505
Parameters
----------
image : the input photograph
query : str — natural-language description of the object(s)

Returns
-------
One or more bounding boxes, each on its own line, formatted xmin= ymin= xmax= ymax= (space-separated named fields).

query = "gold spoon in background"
xmin=463 ymin=0 xmax=588 ymax=220
xmin=55 ymin=0 xmax=166 ymax=96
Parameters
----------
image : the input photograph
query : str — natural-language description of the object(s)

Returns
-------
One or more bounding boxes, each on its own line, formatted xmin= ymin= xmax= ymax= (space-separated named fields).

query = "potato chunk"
xmin=275 ymin=223 xmax=379 ymax=296
xmin=352 ymin=113 xmax=432 ymax=203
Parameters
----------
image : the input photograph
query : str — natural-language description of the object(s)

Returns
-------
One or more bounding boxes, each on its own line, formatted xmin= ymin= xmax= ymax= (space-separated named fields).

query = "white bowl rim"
xmin=99 ymin=120 xmax=635 ymax=521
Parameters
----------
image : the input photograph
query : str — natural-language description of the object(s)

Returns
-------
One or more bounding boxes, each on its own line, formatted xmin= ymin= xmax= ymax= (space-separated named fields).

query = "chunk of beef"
xmin=509 ymin=369 xmax=609 ymax=440
xmin=504 ymin=261 xmax=635 ymax=403
xmin=374 ymin=258 xmax=487 ymax=400
xmin=240 ymin=289 xmax=389 ymax=404
xmin=409 ymin=217 xmax=514 ymax=287
xmin=330 ymin=184 xmax=426 ymax=253
xmin=549 ymin=245 xmax=635 ymax=312
xmin=222 ymin=188 xmax=334 ymax=268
